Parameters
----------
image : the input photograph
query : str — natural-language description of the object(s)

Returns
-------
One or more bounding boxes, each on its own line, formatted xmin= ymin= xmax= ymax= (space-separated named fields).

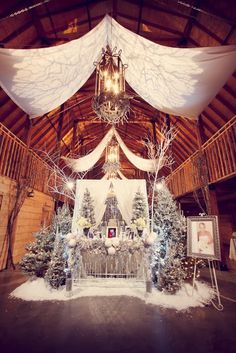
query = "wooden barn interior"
xmin=0 ymin=1 xmax=236 ymax=353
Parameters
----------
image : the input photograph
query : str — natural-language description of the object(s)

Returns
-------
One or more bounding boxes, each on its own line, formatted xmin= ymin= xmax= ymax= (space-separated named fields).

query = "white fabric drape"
xmin=62 ymin=128 xmax=114 ymax=172
xmin=108 ymin=18 xmax=236 ymax=119
xmin=0 ymin=17 xmax=108 ymax=118
xmin=0 ymin=16 xmax=236 ymax=119
xmin=72 ymin=179 xmax=111 ymax=232
xmin=63 ymin=127 xmax=158 ymax=172
xmin=72 ymin=179 xmax=149 ymax=233
xmin=114 ymin=129 xmax=156 ymax=172
xmin=112 ymin=179 xmax=149 ymax=226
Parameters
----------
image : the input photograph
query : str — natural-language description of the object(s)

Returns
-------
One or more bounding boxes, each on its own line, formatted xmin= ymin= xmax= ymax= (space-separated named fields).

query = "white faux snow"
xmin=10 ymin=278 xmax=215 ymax=311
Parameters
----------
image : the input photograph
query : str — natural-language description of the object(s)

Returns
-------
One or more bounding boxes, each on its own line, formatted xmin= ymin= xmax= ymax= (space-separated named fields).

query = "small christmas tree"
xmin=44 ymin=234 xmax=67 ymax=289
xmin=151 ymin=181 xmax=187 ymax=293
xmin=44 ymin=205 xmax=72 ymax=289
xmin=53 ymin=204 xmax=72 ymax=235
xmin=80 ymin=188 xmax=95 ymax=226
xmin=20 ymin=205 xmax=72 ymax=286
xmin=20 ymin=226 xmax=55 ymax=278
xmin=132 ymin=188 xmax=147 ymax=221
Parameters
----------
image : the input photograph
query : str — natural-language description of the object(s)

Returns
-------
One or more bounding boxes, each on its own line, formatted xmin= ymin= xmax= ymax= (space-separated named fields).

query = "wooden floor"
xmin=0 ymin=270 xmax=236 ymax=353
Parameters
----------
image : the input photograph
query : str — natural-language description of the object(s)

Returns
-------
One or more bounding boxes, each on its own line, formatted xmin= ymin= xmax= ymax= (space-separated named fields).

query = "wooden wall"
xmin=0 ymin=175 xmax=54 ymax=270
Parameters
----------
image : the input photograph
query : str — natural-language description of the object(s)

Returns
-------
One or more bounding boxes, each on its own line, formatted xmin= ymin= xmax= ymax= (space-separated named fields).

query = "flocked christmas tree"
xmin=132 ymin=188 xmax=147 ymax=221
xmin=20 ymin=204 xmax=72 ymax=288
xmin=44 ymin=204 xmax=72 ymax=289
xmin=20 ymin=226 xmax=55 ymax=278
xmin=80 ymin=188 xmax=96 ymax=226
xmin=44 ymin=233 xmax=67 ymax=288
xmin=151 ymin=180 xmax=187 ymax=293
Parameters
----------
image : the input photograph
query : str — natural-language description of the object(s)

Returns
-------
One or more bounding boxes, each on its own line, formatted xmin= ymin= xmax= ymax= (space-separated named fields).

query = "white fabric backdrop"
xmin=63 ymin=127 xmax=158 ymax=172
xmin=112 ymin=179 xmax=149 ymax=226
xmin=72 ymin=179 xmax=149 ymax=233
xmin=72 ymin=179 xmax=111 ymax=232
xmin=0 ymin=15 xmax=235 ymax=119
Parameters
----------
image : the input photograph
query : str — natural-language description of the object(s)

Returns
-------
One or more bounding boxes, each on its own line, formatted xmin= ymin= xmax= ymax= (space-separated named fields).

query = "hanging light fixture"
xmin=92 ymin=46 xmax=131 ymax=124
xmin=103 ymin=139 xmax=121 ymax=179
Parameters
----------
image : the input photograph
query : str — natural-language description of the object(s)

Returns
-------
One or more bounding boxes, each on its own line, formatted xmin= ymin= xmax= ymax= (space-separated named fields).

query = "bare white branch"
xmin=144 ymin=125 xmax=177 ymax=231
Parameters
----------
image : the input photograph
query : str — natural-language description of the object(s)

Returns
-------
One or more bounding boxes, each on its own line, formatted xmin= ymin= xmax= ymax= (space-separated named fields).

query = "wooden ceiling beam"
xmin=127 ymin=0 xmax=190 ymax=20
xmin=222 ymin=25 xmax=235 ymax=44
xmin=38 ymin=0 xmax=103 ymax=19
xmin=178 ymin=0 xmax=199 ymax=46
xmin=0 ymin=21 xmax=33 ymax=46
xmin=112 ymin=0 xmax=118 ymax=20
xmin=224 ymin=84 xmax=236 ymax=98
xmin=215 ymin=94 xmax=236 ymax=114
xmin=201 ymin=111 xmax=221 ymax=131
xmin=86 ymin=0 xmax=92 ymax=30
xmin=137 ymin=0 xmax=143 ymax=34
xmin=117 ymin=12 xmax=183 ymax=36
xmin=208 ymin=103 xmax=228 ymax=125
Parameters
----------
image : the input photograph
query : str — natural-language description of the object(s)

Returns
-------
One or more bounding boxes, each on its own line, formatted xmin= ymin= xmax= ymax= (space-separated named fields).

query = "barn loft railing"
xmin=166 ymin=115 xmax=236 ymax=198
xmin=0 ymin=122 xmax=54 ymax=195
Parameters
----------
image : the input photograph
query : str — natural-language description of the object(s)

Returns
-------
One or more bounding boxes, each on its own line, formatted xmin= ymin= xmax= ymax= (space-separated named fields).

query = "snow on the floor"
xmin=10 ymin=278 xmax=215 ymax=311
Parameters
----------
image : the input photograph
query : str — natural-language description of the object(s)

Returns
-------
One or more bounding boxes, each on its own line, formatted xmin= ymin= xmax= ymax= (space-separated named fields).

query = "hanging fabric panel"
xmin=0 ymin=17 xmax=108 ymax=118
xmin=0 ymin=16 xmax=236 ymax=119
xmin=63 ymin=127 xmax=158 ymax=172
xmin=62 ymin=128 xmax=114 ymax=172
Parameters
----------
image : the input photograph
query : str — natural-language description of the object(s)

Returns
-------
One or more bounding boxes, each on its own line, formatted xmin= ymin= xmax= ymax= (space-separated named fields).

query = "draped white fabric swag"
xmin=62 ymin=127 xmax=157 ymax=172
xmin=72 ymin=179 xmax=148 ymax=232
xmin=0 ymin=16 xmax=236 ymax=119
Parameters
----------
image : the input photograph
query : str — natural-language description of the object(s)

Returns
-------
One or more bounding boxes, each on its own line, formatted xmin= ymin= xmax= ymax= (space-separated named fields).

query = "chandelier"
xmin=103 ymin=140 xmax=120 ymax=179
xmin=92 ymin=46 xmax=131 ymax=124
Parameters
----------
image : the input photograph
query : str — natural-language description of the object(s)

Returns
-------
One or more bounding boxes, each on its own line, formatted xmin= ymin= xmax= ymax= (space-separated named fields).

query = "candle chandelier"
xmin=103 ymin=139 xmax=121 ymax=179
xmin=92 ymin=46 xmax=131 ymax=124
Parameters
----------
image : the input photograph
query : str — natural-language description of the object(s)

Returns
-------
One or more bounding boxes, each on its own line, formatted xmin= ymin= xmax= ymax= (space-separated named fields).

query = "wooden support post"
xmin=24 ymin=116 xmax=33 ymax=148
xmin=195 ymin=114 xmax=206 ymax=147
xmin=71 ymin=119 xmax=78 ymax=156
xmin=166 ymin=114 xmax=170 ymax=131
xmin=151 ymin=120 xmax=157 ymax=144
xmin=56 ymin=104 xmax=64 ymax=158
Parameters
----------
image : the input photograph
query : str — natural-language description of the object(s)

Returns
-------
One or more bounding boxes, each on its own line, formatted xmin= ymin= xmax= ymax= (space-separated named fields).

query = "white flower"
xmin=133 ymin=217 xmax=146 ymax=230
xmin=77 ymin=217 xmax=92 ymax=228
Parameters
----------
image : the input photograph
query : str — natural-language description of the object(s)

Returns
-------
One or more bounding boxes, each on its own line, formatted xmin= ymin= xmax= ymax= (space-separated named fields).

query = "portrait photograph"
xmin=107 ymin=227 xmax=117 ymax=238
xmin=187 ymin=216 xmax=221 ymax=260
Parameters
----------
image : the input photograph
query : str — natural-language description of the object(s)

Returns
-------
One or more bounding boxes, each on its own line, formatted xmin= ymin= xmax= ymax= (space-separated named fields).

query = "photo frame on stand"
xmin=187 ymin=215 xmax=221 ymax=261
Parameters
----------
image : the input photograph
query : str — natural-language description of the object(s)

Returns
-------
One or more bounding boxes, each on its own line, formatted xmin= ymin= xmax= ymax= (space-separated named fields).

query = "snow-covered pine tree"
xmin=20 ymin=226 xmax=55 ymax=278
xmin=53 ymin=204 xmax=72 ymax=235
xmin=44 ymin=205 xmax=72 ymax=289
xmin=44 ymin=234 xmax=67 ymax=289
xmin=151 ymin=181 xmax=187 ymax=293
xmin=132 ymin=188 xmax=147 ymax=220
xmin=80 ymin=188 xmax=95 ymax=226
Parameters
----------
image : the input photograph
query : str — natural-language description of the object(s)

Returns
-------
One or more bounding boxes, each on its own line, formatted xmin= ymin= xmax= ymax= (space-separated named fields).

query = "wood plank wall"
xmin=0 ymin=175 xmax=54 ymax=270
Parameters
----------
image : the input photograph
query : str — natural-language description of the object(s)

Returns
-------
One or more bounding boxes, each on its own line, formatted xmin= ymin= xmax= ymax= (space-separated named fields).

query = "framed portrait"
xmin=187 ymin=216 xmax=221 ymax=260
xmin=107 ymin=227 xmax=117 ymax=238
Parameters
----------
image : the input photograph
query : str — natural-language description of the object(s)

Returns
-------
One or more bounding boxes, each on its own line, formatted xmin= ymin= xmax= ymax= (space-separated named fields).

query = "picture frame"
xmin=106 ymin=226 xmax=117 ymax=238
xmin=187 ymin=216 xmax=221 ymax=261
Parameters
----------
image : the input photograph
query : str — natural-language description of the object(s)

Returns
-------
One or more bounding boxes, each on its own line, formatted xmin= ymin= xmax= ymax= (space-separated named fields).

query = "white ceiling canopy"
xmin=0 ymin=15 xmax=235 ymax=119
